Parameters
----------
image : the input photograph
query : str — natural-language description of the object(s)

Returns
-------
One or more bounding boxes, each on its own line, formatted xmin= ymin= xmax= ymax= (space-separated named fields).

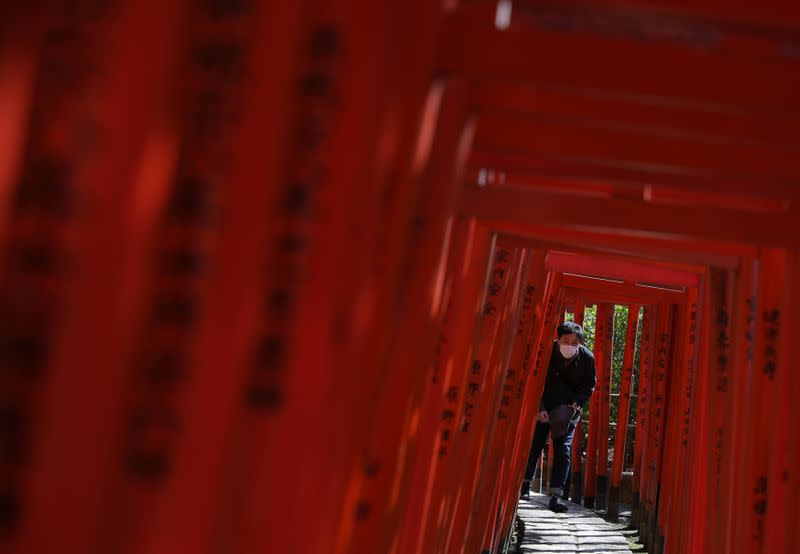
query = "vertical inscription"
xmin=245 ymin=23 xmax=343 ymax=413
xmin=460 ymin=249 xmax=511 ymax=435
xmin=0 ymin=2 xmax=117 ymax=535
xmin=123 ymin=1 xmax=254 ymax=480
xmin=680 ymin=302 xmax=698 ymax=449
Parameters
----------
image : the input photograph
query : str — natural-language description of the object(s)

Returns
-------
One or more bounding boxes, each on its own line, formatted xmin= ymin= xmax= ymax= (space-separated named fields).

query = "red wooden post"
xmin=764 ymin=252 xmax=798 ymax=554
xmin=665 ymin=290 xmax=699 ymax=552
xmin=593 ymin=303 xmax=615 ymax=511
xmin=732 ymin=249 xmax=788 ymax=554
xmin=678 ymin=283 xmax=710 ymax=554
xmin=340 ymin=77 xmax=475 ymax=554
xmin=632 ymin=306 xmax=652 ymax=529
xmin=607 ymin=304 xmax=641 ymax=519
xmin=482 ymin=249 xmax=549 ymax=553
xmin=438 ymin=245 xmax=524 ymax=554
xmin=418 ymin=230 xmax=495 ymax=554
xmin=655 ymin=301 xmax=683 ymax=554
xmin=138 ymin=6 xmax=327 ymax=553
xmin=396 ymin=218 xmax=492 ymax=554
xmin=788 ymin=256 xmax=800 ymax=554
xmin=641 ymin=305 xmax=673 ymax=547
xmin=652 ymin=304 xmax=681 ymax=554
xmin=3 ymin=4 xmax=189 ymax=554
xmin=304 ymin=3 xmax=448 ymax=551
xmin=493 ymin=271 xmax=563 ymax=542
xmin=462 ymin=249 xmax=534 ymax=554
xmin=584 ymin=362 xmax=601 ymax=507
xmin=707 ymin=265 xmax=753 ymax=554
xmin=712 ymin=262 xmax=755 ymax=554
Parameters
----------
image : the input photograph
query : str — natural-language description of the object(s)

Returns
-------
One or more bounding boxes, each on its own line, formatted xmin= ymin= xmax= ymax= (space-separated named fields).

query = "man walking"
xmin=520 ymin=321 xmax=596 ymax=512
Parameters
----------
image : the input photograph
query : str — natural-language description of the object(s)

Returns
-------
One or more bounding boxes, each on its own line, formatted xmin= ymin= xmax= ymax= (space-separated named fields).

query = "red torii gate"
xmin=1 ymin=2 xmax=799 ymax=554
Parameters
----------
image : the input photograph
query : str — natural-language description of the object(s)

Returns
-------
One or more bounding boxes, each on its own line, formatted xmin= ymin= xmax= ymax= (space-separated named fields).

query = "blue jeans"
xmin=523 ymin=414 xmax=579 ymax=497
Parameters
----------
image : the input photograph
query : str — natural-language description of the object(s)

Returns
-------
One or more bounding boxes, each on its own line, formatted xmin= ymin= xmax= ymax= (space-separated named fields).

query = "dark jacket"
xmin=539 ymin=341 xmax=596 ymax=412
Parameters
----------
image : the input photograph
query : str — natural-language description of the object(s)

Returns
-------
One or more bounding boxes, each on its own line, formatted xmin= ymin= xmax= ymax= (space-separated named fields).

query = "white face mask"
xmin=559 ymin=344 xmax=579 ymax=359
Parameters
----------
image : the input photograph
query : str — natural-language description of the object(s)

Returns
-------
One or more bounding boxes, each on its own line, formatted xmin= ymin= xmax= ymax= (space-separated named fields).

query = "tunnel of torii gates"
xmin=1 ymin=1 xmax=800 ymax=554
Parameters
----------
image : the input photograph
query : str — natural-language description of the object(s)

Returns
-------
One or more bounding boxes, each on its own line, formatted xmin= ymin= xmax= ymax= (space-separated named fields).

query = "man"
xmin=520 ymin=321 xmax=596 ymax=512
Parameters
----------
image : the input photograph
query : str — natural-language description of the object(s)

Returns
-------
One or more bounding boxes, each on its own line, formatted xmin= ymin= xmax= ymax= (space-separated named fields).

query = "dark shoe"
xmin=549 ymin=494 xmax=568 ymax=513
xmin=520 ymin=480 xmax=531 ymax=501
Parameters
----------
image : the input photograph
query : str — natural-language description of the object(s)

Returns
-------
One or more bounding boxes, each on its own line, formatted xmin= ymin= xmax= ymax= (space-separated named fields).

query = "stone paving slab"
xmin=517 ymin=494 xmax=633 ymax=554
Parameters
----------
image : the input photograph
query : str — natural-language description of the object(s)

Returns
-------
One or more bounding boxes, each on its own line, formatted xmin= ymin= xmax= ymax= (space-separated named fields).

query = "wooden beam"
xmin=439 ymin=6 xmax=800 ymax=112
xmin=467 ymin=149 xmax=800 ymax=202
xmin=545 ymin=250 xmax=700 ymax=287
xmin=494 ymin=234 xmax=706 ymax=279
xmin=472 ymin=112 xmax=800 ymax=182
xmin=562 ymin=283 xmax=684 ymax=306
xmin=492 ymin=222 xmax=750 ymax=269
xmin=460 ymin=185 xmax=800 ymax=247
xmin=512 ymin=0 xmax=800 ymax=35
xmin=471 ymin=81 xmax=800 ymax=149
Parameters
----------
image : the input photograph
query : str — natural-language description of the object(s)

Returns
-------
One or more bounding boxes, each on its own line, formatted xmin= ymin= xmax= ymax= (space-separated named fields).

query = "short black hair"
xmin=557 ymin=321 xmax=585 ymax=344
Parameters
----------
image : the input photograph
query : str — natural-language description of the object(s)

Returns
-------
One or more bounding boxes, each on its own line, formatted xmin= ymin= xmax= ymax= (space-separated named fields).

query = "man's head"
xmin=556 ymin=321 xmax=585 ymax=358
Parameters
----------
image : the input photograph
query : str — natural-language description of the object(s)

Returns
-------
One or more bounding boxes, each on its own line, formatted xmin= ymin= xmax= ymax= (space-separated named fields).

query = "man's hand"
xmin=537 ymin=410 xmax=549 ymax=423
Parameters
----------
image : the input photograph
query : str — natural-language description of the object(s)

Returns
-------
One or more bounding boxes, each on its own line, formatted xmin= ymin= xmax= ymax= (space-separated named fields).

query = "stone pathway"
xmin=517 ymin=494 xmax=637 ymax=553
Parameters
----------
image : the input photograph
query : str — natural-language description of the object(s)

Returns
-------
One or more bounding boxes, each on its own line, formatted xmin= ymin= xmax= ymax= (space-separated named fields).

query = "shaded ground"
xmin=517 ymin=493 xmax=645 ymax=553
